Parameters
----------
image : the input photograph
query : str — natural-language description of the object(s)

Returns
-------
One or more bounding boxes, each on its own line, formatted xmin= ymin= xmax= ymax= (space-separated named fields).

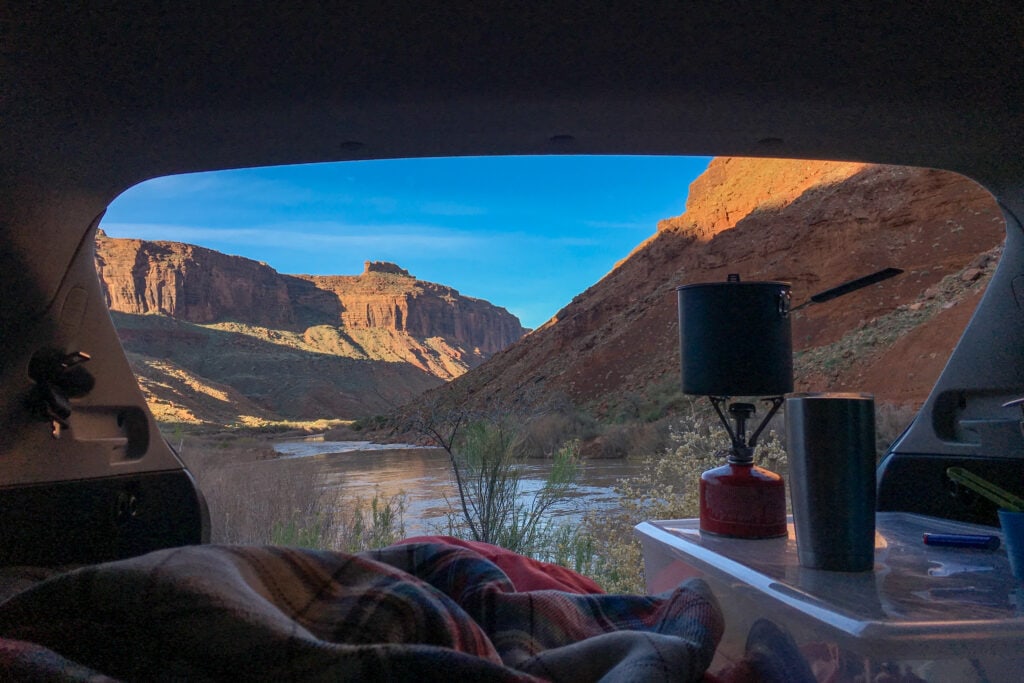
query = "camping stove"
xmin=699 ymin=397 xmax=787 ymax=538
xmin=677 ymin=274 xmax=792 ymax=539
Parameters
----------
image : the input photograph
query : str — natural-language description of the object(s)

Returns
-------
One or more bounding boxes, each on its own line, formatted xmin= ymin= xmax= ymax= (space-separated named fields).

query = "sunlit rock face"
xmin=94 ymin=233 xmax=528 ymax=422
xmin=95 ymin=233 xmax=297 ymax=328
xmin=418 ymin=158 xmax=1005 ymax=416
xmin=301 ymin=261 xmax=526 ymax=357
xmin=95 ymin=236 xmax=526 ymax=357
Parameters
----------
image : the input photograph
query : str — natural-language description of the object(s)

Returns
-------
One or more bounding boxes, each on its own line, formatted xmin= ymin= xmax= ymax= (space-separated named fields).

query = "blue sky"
xmin=100 ymin=156 xmax=712 ymax=329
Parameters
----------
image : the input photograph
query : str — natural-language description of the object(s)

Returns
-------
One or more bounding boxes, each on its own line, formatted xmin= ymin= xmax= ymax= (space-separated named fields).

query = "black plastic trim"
xmin=877 ymin=453 xmax=1024 ymax=527
xmin=0 ymin=469 xmax=208 ymax=567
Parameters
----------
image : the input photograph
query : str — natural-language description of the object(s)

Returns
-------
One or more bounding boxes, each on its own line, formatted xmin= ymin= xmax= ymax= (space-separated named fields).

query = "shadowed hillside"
xmin=413 ymin=158 xmax=1004 ymax=418
xmin=95 ymin=237 xmax=528 ymax=426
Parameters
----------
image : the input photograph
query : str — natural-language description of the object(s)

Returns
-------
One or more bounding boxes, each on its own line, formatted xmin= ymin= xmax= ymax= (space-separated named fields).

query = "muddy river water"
xmin=269 ymin=438 xmax=640 ymax=536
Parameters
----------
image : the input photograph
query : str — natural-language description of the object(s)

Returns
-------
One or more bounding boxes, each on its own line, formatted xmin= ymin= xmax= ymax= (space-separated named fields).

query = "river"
xmin=270 ymin=438 xmax=640 ymax=536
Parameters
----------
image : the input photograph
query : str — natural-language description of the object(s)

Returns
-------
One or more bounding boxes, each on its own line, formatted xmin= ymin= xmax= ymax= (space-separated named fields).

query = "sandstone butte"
xmin=94 ymin=234 xmax=527 ymax=425
xmin=422 ymin=157 xmax=1006 ymax=418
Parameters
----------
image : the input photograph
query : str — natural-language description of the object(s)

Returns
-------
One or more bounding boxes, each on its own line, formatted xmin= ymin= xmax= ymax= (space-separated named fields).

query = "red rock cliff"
xmin=95 ymin=234 xmax=297 ymax=328
xmin=95 ymin=235 xmax=527 ymax=356
xmin=427 ymin=158 xmax=1005 ymax=413
xmin=299 ymin=261 xmax=526 ymax=356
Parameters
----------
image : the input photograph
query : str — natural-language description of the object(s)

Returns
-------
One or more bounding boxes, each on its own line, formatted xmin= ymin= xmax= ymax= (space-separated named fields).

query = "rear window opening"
xmin=94 ymin=155 xmax=1006 ymax=585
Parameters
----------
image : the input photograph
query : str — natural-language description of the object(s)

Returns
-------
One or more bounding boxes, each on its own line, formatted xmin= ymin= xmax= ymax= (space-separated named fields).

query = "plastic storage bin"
xmin=636 ymin=512 xmax=1024 ymax=682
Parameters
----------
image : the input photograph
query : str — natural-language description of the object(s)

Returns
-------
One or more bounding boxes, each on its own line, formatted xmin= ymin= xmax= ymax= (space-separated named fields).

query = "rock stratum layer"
xmin=95 ymin=235 xmax=527 ymax=424
xmin=426 ymin=158 xmax=1005 ymax=415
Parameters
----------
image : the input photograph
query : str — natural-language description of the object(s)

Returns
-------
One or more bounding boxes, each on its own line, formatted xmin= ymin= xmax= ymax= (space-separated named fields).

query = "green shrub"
xmin=581 ymin=414 xmax=787 ymax=593
xmin=337 ymin=490 xmax=408 ymax=552
xmin=438 ymin=420 xmax=583 ymax=556
xmin=271 ymin=516 xmax=329 ymax=548
xmin=517 ymin=404 xmax=601 ymax=458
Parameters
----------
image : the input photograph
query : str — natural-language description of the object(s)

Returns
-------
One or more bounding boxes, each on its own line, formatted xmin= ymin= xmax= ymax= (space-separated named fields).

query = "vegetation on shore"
xmin=175 ymin=432 xmax=407 ymax=552
xmin=166 ymin=379 xmax=913 ymax=595
xmin=406 ymin=403 xmax=591 ymax=568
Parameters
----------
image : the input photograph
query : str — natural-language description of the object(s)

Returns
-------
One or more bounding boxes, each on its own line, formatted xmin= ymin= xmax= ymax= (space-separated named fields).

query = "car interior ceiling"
xmin=1 ymin=2 xmax=1023 ymax=563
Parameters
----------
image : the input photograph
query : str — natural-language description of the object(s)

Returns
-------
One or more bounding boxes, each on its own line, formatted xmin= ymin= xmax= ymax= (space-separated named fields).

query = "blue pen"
xmin=922 ymin=533 xmax=1000 ymax=550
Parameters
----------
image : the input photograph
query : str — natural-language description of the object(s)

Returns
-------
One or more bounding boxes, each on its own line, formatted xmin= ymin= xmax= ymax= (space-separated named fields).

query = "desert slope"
xmin=95 ymin=235 xmax=528 ymax=425
xmin=424 ymin=158 xmax=1004 ymax=416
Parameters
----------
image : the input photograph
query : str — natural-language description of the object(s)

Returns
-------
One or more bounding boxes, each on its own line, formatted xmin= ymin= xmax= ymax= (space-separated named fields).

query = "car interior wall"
xmin=2 ymin=2 xmax=1022 ymax=561
xmin=0 ymin=194 xmax=206 ymax=564
xmin=879 ymin=200 xmax=1024 ymax=523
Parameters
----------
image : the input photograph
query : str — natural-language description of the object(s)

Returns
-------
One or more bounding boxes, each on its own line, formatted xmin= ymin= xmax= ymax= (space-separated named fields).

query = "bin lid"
xmin=636 ymin=511 xmax=1024 ymax=661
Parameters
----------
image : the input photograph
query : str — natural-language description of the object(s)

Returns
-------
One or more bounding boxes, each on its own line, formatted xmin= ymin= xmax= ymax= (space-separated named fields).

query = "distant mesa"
xmin=94 ymin=232 xmax=528 ymax=423
xmin=364 ymin=261 xmax=412 ymax=277
xmin=94 ymin=233 xmax=525 ymax=355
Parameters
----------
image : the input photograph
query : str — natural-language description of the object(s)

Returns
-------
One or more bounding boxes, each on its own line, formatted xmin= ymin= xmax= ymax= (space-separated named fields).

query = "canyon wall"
xmin=300 ymin=265 xmax=526 ymax=356
xmin=95 ymin=234 xmax=297 ymax=328
xmin=96 ymin=234 xmax=527 ymax=356
xmin=425 ymin=158 xmax=1005 ymax=415
xmin=94 ymin=233 xmax=528 ymax=423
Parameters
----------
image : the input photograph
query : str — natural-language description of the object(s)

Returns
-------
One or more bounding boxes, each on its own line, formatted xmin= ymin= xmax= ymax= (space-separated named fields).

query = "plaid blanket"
xmin=0 ymin=542 xmax=722 ymax=681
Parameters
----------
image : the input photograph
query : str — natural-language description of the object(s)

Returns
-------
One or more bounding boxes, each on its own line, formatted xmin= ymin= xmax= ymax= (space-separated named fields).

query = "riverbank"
xmin=274 ymin=439 xmax=438 ymax=459
xmin=174 ymin=428 xmax=632 ymax=543
xmin=159 ymin=418 xmax=351 ymax=444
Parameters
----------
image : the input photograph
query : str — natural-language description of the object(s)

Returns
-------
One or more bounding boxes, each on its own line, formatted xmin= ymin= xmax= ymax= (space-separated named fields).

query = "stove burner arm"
xmin=749 ymin=396 xmax=784 ymax=448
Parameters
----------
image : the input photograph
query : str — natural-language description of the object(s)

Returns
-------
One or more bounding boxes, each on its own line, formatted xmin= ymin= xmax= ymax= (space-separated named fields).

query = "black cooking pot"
xmin=677 ymin=275 xmax=793 ymax=396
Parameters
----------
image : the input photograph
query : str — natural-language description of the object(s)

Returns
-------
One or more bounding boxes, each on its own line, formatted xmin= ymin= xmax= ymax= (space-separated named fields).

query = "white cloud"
xmin=99 ymin=222 xmax=486 ymax=255
xmin=118 ymin=172 xmax=324 ymax=206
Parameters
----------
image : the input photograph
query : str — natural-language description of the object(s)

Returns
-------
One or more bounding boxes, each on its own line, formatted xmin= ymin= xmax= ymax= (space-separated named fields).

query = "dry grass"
xmin=176 ymin=434 xmax=405 ymax=550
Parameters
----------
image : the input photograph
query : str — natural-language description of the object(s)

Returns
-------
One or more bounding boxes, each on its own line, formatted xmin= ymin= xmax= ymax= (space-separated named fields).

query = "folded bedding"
xmin=0 ymin=541 xmax=723 ymax=681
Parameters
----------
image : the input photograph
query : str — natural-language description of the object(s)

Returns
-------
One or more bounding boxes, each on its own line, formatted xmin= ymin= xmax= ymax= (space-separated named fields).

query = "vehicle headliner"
xmin=4 ymin=3 xmax=1023 ymax=200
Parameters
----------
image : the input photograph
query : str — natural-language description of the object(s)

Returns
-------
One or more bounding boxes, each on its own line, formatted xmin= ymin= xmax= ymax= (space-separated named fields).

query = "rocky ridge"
xmin=422 ymin=158 xmax=1006 ymax=416
xmin=95 ymin=234 xmax=528 ymax=424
